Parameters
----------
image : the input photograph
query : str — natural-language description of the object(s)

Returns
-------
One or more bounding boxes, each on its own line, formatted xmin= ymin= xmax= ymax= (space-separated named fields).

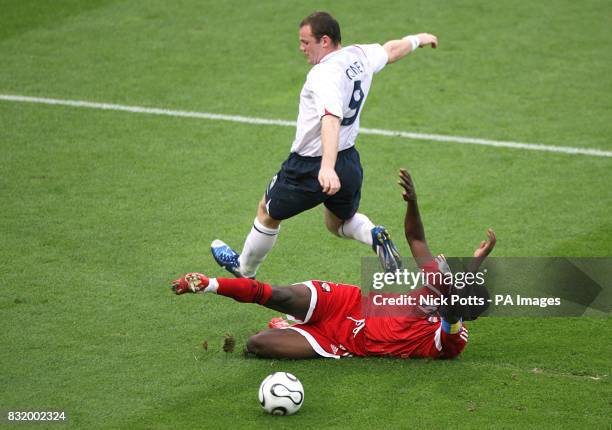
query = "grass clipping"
xmin=223 ymin=334 xmax=235 ymax=353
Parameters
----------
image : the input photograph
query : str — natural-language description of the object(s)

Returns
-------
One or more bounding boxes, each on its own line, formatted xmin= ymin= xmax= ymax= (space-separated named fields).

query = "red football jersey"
xmin=286 ymin=257 xmax=468 ymax=360
xmin=361 ymin=315 xmax=468 ymax=359
xmin=361 ymin=256 xmax=466 ymax=358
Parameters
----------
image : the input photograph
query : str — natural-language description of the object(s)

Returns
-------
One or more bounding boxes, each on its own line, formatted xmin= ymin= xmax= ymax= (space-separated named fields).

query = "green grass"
xmin=1 ymin=0 xmax=611 ymax=428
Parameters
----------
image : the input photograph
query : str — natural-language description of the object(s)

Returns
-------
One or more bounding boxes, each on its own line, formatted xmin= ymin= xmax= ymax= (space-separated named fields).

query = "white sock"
xmin=203 ymin=278 xmax=219 ymax=293
xmin=338 ymin=213 xmax=375 ymax=246
xmin=238 ymin=218 xmax=280 ymax=277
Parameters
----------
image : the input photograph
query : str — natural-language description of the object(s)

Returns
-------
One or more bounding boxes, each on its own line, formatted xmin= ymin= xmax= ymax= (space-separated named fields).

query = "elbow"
xmin=404 ymin=230 xmax=420 ymax=243
xmin=405 ymin=228 xmax=426 ymax=243
xmin=383 ymin=44 xmax=396 ymax=64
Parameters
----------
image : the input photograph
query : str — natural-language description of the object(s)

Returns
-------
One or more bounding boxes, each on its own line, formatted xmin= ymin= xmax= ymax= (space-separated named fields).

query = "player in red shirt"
xmin=171 ymin=169 xmax=496 ymax=359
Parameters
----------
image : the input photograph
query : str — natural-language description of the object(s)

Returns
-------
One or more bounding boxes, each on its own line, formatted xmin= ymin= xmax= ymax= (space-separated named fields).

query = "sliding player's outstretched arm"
xmin=398 ymin=168 xmax=434 ymax=266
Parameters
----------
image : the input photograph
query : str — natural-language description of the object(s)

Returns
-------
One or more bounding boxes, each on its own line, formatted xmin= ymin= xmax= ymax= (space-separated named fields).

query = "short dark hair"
xmin=300 ymin=11 xmax=341 ymax=46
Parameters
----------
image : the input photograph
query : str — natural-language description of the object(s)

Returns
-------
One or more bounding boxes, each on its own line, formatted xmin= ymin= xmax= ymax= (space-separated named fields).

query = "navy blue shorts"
xmin=265 ymin=146 xmax=363 ymax=221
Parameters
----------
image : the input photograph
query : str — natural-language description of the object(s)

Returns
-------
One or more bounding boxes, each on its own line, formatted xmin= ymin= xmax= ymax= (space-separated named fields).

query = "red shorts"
xmin=286 ymin=280 xmax=367 ymax=358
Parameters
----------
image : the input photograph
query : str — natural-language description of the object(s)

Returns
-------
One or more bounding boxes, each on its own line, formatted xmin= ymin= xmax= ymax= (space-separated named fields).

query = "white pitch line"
xmin=1 ymin=94 xmax=611 ymax=158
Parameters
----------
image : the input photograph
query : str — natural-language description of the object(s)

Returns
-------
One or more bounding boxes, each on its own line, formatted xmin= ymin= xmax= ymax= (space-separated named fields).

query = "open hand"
xmin=473 ymin=229 xmax=496 ymax=258
xmin=398 ymin=168 xmax=417 ymax=201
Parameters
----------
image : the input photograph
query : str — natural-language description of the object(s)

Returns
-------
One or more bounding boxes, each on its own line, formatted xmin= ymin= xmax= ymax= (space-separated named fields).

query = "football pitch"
xmin=1 ymin=0 xmax=611 ymax=428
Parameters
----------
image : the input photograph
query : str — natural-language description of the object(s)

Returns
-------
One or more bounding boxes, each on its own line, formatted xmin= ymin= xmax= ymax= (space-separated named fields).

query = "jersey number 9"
xmin=341 ymin=80 xmax=364 ymax=126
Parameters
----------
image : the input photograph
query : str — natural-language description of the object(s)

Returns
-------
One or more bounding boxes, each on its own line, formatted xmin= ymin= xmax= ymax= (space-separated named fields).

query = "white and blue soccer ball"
xmin=258 ymin=372 xmax=304 ymax=415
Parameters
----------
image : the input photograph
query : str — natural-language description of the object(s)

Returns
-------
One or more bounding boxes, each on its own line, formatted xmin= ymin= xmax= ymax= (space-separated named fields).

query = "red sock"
xmin=216 ymin=278 xmax=272 ymax=305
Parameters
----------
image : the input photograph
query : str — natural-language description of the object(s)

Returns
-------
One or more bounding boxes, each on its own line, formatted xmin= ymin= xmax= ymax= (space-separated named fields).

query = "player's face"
xmin=299 ymin=25 xmax=324 ymax=65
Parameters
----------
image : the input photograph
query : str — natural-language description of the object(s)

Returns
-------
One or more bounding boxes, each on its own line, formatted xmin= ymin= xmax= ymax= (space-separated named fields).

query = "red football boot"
xmin=171 ymin=273 xmax=209 ymax=294
xmin=268 ymin=317 xmax=291 ymax=329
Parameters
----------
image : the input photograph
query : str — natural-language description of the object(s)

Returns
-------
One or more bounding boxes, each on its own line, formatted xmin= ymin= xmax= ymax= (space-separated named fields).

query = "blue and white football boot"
xmin=371 ymin=226 xmax=402 ymax=273
xmin=211 ymin=239 xmax=244 ymax=278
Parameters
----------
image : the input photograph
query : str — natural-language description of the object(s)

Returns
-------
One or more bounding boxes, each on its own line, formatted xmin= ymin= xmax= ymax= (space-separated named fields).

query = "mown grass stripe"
xmin=2 ymin=94 xmax=611 ymax=158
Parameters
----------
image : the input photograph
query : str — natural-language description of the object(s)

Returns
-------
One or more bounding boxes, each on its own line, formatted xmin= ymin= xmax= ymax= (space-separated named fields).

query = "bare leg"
xmin=173 ymin=276 xmax=317 ymax=358
xmin=264 ymin=283 xmax=312 ymax=321
xmin=257 ymin=196 xmax=281 ymax=229
xmin=207 ymin=278 xmax=312 ymax=321
xmin=323 ymin=207 xmax=344 ymax=237
xmin=326 ymin=208 xmax=377 ymax=247
xmin=215 ymin=281 xmax=316 ymax=358
xmin=247 ymin=328 xmax=318 ymax=359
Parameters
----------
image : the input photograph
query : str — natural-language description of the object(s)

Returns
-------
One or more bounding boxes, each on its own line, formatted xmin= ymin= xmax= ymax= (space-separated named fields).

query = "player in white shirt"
xmin=212 ymin=11 xmax=438 ymax=278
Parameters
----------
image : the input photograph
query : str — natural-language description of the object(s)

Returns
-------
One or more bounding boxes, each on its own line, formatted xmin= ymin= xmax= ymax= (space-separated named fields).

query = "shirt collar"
xmin=319 ymin=47 xmax=342 ymax=63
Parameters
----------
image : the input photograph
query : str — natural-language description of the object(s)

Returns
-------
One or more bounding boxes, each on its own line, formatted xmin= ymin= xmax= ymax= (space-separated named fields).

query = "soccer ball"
xmin=258 ymin=372 xmax=304 ymax=415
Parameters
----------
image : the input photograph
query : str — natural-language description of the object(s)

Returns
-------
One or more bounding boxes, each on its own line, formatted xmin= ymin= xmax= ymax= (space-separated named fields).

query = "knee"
xmin=247 ymin=331 xmax=279 ymax=358
xmin=270 ymin=286 xmax=294 ymax=307
xmin=257 ymin=198 xmax=268 ymax=215
xmin=325 ymin=219 xmax=341 ymax=236
xmin=323 ymin=212 xmax=343 ymax=237
xmin=257 ymin=199 xmax=281 ymax=229
xmin=247 ymin=333 xmax=272 ymax=357
xmin=270 ymin=285 xmax=310 ymax=321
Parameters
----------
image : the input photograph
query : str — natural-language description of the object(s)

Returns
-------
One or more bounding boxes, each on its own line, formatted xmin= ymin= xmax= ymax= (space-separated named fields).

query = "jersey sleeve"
xmin=420 ymin=255 xmax=452 ymax=296
xmin=421 ymin=255 xmax=451 ymax=274
xmin=354 ymin=43 xmax=388 ymax=74
xmin=437 ymin=323 xmax=468 ymax=358
xmin=305 ymin=66 xmax=344 ymax=119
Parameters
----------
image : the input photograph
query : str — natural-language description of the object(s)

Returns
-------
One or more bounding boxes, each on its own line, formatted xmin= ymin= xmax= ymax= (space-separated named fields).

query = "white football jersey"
xmin=290 ymin=44 xmax=388 ymax=157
